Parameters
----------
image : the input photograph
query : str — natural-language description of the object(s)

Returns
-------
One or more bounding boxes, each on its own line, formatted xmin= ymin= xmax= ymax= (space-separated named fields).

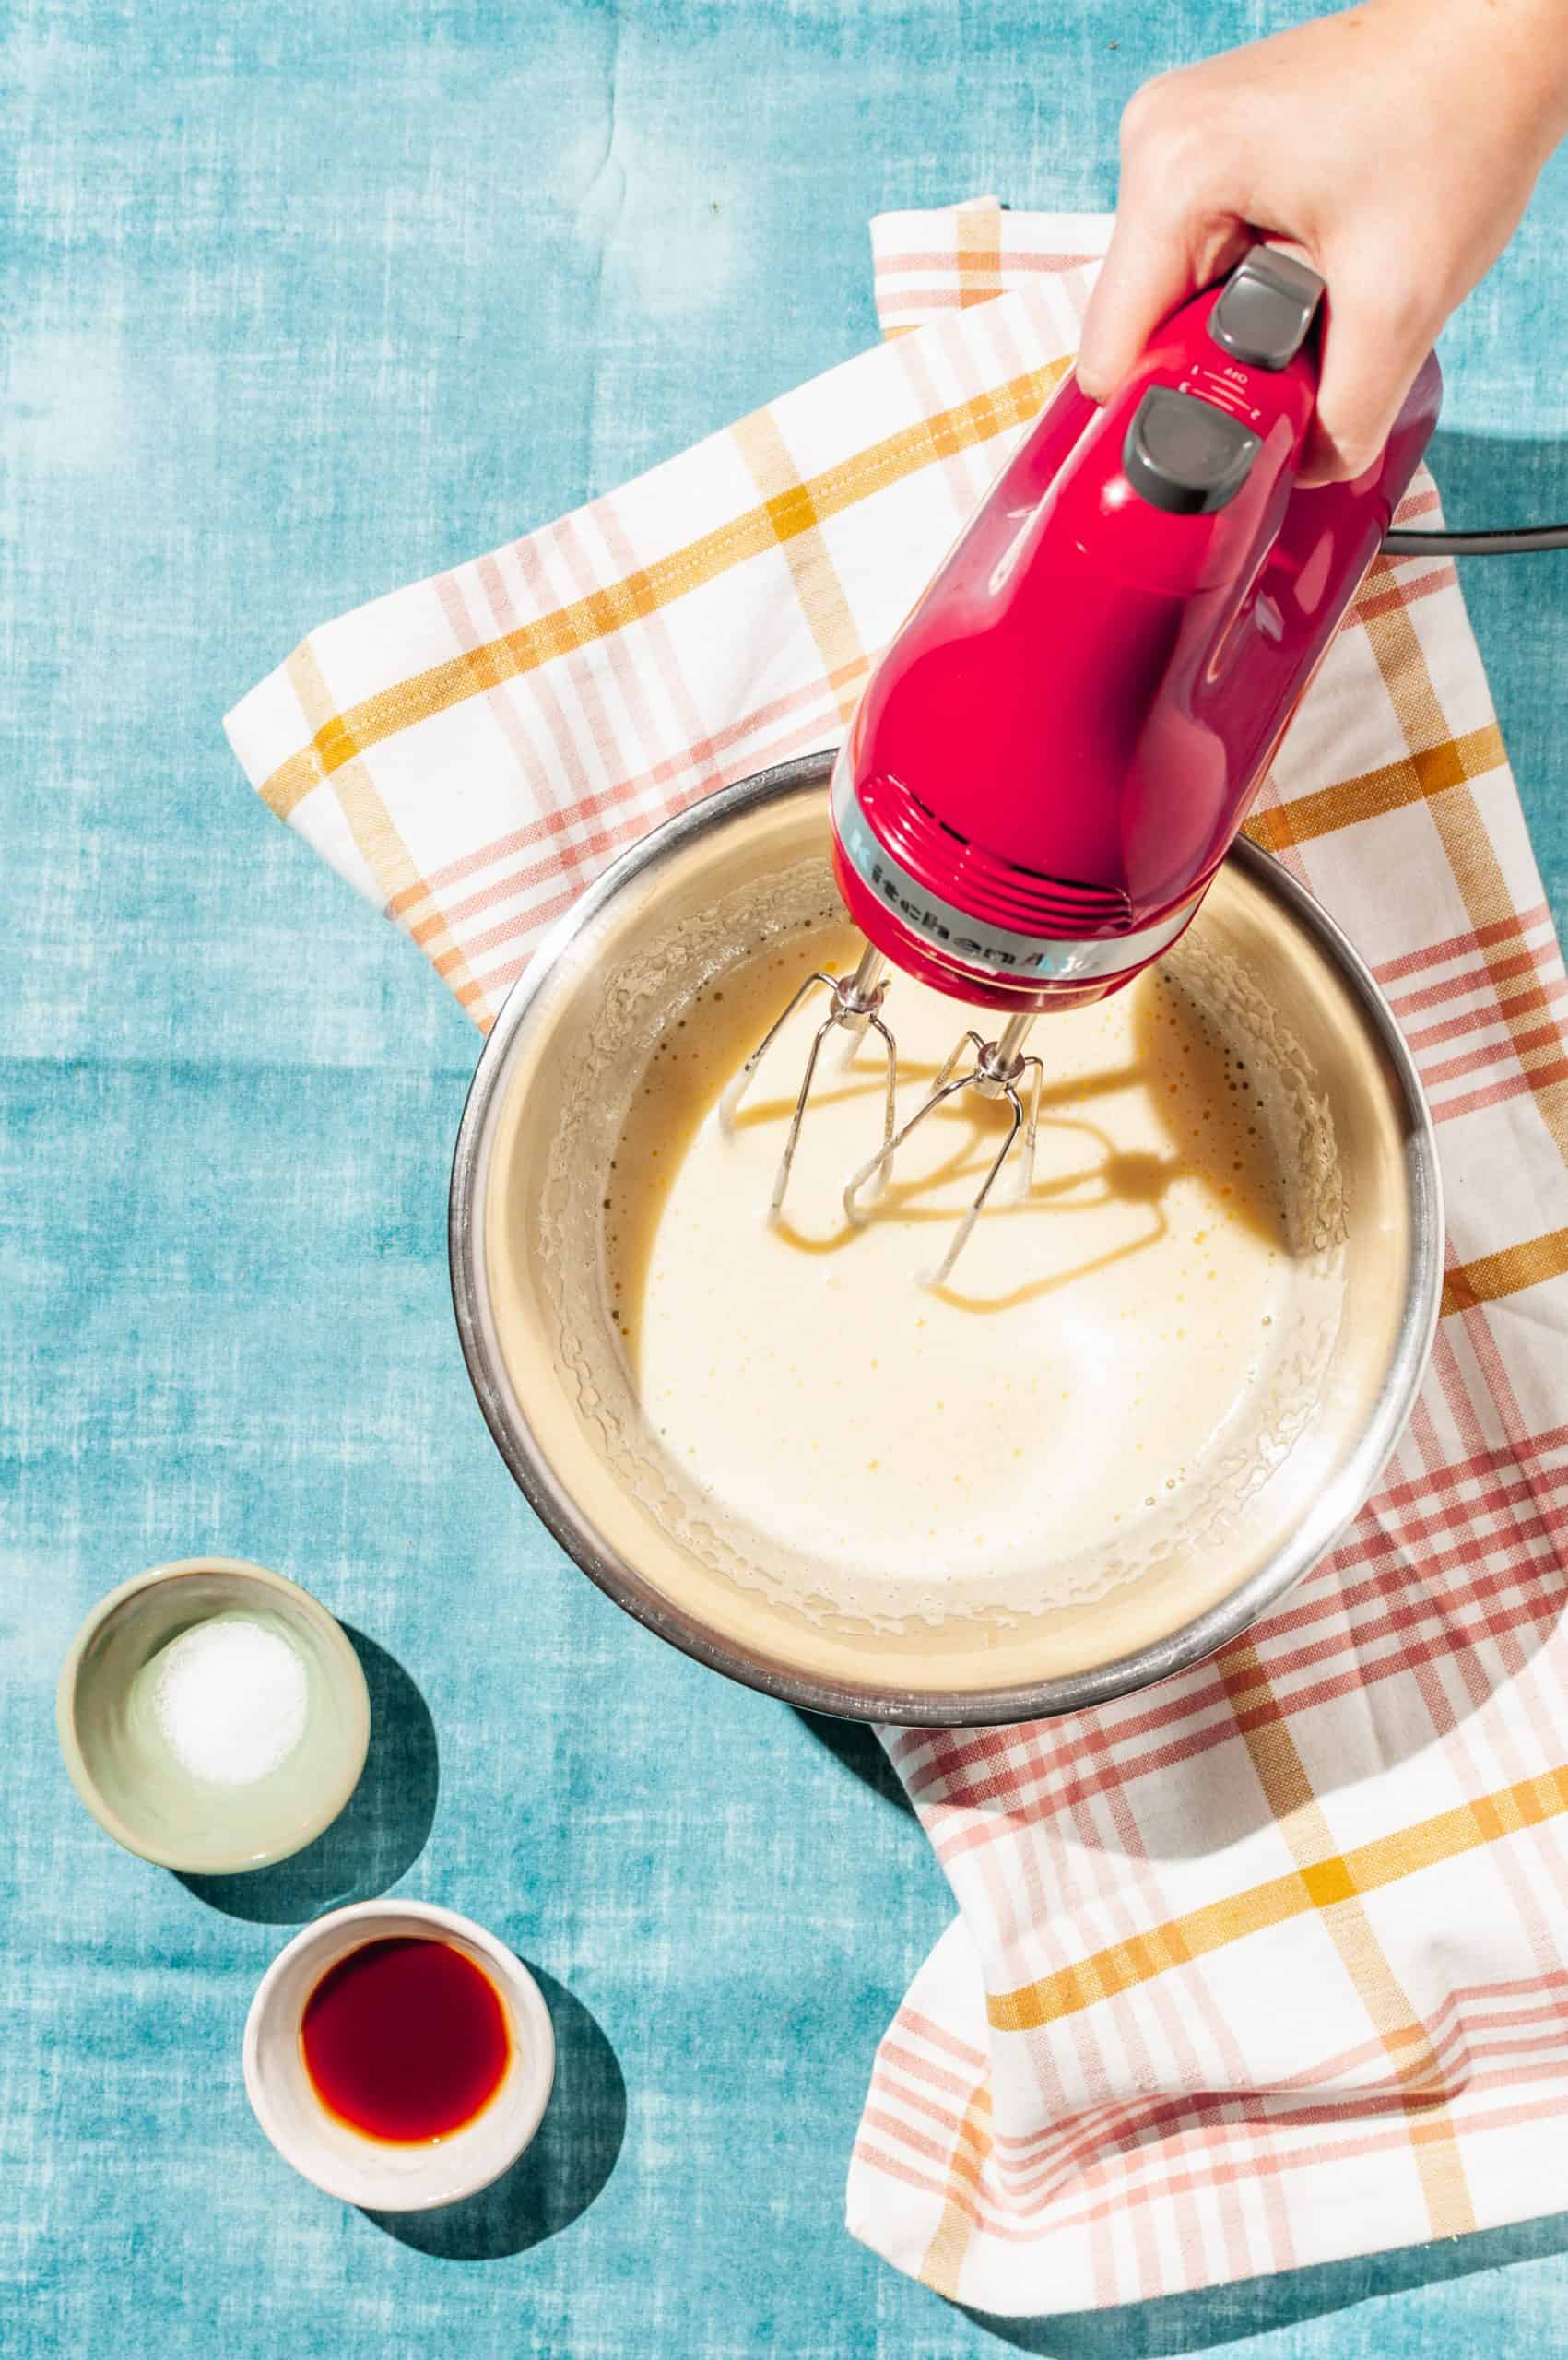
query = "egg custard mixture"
xmin=603 ymin=916 xmax=1345 ymax=1619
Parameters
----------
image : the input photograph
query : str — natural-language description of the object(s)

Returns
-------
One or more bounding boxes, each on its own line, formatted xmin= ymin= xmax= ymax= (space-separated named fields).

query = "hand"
xmin=1077 ymin=0 xmax=1568 ymax=482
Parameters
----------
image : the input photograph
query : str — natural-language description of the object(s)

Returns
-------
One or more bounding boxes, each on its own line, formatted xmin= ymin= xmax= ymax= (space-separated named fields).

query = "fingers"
xmin=1078 ymin=218 xmax=1208 ymax=400
xmin=1085 ymin=66 xmax=1444 ymax=478
xmin=1079 ymin=77 xmax=1251 ymax=402
xmin=1300 ymin=266 xmax=1434 ymax=484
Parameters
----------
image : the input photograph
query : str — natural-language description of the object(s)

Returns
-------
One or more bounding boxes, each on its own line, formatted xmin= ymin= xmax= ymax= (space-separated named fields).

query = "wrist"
xmin=1369 ymin=0 xmax=1568 ymax=154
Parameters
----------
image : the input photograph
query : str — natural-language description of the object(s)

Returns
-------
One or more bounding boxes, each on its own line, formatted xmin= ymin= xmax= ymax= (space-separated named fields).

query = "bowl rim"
xmin=242 ymin=1897 xmax=558 ymax=2212
xmin=55 ymin=1554 xmax=372 ymax=1871
xmin=449 ymin=749 xmax=1444 ymax=1727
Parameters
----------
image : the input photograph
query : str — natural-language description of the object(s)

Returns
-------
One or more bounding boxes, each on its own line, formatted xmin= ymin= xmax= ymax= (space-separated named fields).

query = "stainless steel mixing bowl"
xmin=450 ymin=751 xmax=1442 ymax=1726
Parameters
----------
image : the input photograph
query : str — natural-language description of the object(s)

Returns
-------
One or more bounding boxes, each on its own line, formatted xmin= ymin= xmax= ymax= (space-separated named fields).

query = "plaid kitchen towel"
xmin=226 ymin=198 xmax=1568 ymax=2316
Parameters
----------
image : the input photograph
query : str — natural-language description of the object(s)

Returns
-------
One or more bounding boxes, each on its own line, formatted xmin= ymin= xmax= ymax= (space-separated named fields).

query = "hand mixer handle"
xmin=831 ymin=243 xmax=1438 ymax=1016
xmin=1046 ymin=248 xmax=1326 ymax=601
xmin=890 ymin=250 xmax=1320 ymax=642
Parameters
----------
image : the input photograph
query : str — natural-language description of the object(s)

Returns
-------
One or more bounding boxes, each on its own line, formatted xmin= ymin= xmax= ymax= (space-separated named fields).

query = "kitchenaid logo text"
xmin=866 ymin=855 xmax=1068 ymax=974
xmin=833 ymin=771 xmax=1195 ymax=983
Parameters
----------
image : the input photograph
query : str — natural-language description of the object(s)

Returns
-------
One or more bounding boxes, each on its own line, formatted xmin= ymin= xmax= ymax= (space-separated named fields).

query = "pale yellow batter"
xmin=605 ymin=926 xmax=1323 ymax=1608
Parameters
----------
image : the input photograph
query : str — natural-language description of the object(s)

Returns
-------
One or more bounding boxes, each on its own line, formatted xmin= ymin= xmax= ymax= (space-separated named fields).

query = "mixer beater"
xmin=724 ymin=932 xmax=1045 ymax=1284
xmin=843 ymin=1014 xmax=1043 ymax=1289
xmin=717 ymin=248 xmax=1443 ymax=1285
xmin=720 ymin=940 xmax=896 ymax=1218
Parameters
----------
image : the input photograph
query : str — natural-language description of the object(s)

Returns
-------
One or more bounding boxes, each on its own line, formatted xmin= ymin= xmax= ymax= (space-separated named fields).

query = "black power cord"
xmin=1383 ymin=522 xmax=1568 ymax=554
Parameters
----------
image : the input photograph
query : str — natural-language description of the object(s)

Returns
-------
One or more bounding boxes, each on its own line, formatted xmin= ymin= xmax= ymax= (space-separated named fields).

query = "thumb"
xmin=1300 ymin=268 xmax=1432 ymax=485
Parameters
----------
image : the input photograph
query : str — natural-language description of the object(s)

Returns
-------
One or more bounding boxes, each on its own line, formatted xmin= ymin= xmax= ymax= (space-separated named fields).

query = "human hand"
xmin=1077 ymin=0 xmax=1568 ymax=482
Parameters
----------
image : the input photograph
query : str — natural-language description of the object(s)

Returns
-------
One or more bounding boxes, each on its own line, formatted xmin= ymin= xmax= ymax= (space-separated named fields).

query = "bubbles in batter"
xmin=593 ymin=901 xmax=1344 ymax=1615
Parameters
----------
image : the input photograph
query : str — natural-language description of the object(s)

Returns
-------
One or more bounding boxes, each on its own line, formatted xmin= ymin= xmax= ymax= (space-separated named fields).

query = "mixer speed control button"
xmin=1123 ymin=388 xmax=1261 ymax=516
xmin=1209 ymin=248 xmax=1324 ymax=371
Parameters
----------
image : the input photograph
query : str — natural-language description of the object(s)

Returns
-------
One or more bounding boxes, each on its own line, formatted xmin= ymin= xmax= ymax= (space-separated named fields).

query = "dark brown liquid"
xmin=301 ymin=1937 xmax=511 ymax=2142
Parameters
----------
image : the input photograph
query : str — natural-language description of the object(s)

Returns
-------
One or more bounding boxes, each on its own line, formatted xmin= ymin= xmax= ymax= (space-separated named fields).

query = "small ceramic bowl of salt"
xmin=57 ymin=1558 xmax=371 ymax=1873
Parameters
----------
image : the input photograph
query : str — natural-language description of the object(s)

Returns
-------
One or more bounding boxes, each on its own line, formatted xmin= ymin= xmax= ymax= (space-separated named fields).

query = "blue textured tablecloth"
xmin=6 ymin=4 xmax=1568 ymax=2353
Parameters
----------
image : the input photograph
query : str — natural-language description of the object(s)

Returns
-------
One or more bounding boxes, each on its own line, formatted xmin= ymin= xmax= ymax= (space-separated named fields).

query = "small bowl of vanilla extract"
xmin=244 ymin=1900 xmax=556 ymax=2210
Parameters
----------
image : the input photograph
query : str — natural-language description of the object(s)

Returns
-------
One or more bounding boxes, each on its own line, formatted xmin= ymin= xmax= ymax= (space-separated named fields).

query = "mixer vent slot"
xmin=868 ymin=775 xmax=1135 ymax=936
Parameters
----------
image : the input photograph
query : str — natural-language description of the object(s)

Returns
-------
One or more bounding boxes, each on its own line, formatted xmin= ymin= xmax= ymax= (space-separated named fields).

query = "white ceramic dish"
xmin=243 ymin=1900 xmax=556 ymax=2211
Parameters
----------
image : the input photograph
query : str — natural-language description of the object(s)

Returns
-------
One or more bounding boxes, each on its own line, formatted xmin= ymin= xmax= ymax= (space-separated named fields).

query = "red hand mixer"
xmin=725 ymin=247 xmax=1442 ymax=1283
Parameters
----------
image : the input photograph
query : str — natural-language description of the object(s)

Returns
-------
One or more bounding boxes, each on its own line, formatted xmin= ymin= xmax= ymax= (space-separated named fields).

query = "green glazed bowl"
xmin=56 ymin=1558 xmax=371 ymax=1874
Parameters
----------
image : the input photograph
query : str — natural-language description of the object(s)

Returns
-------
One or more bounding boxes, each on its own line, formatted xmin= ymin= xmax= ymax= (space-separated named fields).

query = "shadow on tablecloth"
xmin=175 ymin=1624 xmax=439 ymax=1921
xmin=362 ymin=1965 xmax=626 ymax=2260
xmin=795 ymin=1708 xmax=918 ymax=1816
xmin=961 ymin=2205 xmax=1568 ymax=2353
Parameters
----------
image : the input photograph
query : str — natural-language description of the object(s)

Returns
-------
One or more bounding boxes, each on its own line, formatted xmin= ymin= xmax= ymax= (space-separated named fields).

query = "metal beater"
xmin=843 ymin=1014 xmax=1044 ymax=1288
xmin=719 ymin=941 xmax=896 ymax=1217
xmin=724 ymin=928 xmax=1046 ymax=1287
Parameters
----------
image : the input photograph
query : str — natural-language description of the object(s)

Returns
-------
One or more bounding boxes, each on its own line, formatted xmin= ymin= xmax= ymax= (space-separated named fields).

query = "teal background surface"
xmin=5 ymin=2 xmax=1568 ymax=2352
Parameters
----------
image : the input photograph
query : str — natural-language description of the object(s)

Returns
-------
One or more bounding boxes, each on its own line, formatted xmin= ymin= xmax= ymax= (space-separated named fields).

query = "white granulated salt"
xmin=151 ymin=1612 xmax=310 ymax=1786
